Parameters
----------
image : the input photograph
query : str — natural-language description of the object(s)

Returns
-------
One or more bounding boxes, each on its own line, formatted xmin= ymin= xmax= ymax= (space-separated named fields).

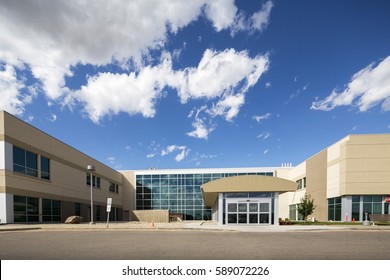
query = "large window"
xmin=136 ymin=172 xmax=272 ymax=221
xmin=13 ymin=146 xmax=38 ymax=177
xmin=13 ymin=195 xmax=39 ymax=223
xmin=328 ymin=197 xmax=342 ymax=221
xmin=42 ymin=199 xmax=61 ymax=222
xmin=41 ymin=156 xmax=50 ymax=180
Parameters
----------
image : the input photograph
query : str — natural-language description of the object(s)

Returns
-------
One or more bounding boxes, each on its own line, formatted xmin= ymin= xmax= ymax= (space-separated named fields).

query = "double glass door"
xmin=226 ymin=199 xmax=270 ymax=225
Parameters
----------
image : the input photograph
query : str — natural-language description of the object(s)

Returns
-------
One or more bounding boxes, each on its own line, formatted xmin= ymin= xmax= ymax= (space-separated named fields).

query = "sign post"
xmin=106 ymin=198 xmax=112 ymax=228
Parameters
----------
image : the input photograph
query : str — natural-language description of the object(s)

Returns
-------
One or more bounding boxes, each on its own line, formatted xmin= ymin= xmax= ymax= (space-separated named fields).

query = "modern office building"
xmin=279 ymin=134 xmax=390 ymax=222
xmin=126 ymin=168 xmax=296 ymax=225
xmin=1 ymin=110 xmax=389 ymax=224
xmin=0 ymin=111 xmax=134 ymax=224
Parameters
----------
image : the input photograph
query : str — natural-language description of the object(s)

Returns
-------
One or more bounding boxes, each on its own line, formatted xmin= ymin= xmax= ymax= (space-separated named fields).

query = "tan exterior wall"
xmin=120 ymin=170 xmax=136 ymax=220
xmin=340 ymin=134 xmax=390 ymax=196
xmin=306 ymin=149 xmax=328 ymax=221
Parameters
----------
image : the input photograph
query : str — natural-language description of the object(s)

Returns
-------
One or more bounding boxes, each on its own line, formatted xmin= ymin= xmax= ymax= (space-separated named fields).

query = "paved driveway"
xmin=1 ymin=229 xmax=390 ymax=259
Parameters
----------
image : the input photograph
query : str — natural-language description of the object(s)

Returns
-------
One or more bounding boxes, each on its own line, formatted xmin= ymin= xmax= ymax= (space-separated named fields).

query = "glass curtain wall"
xmin=136 ymin=172 xmax=273 ymax=221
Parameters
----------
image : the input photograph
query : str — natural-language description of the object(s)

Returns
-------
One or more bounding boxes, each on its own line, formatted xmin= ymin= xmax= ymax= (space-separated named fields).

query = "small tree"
xmin=297 ymin=194 xmax=316 ymax=222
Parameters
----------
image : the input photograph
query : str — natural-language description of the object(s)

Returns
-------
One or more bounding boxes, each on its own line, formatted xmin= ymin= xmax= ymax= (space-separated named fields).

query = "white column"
xmin=218 ymin=193 xmax=223 ymax=225
xmin=273 ymin=193 xmax=279 ymax=226
xmin=0 ymin=193 xmax=14 ymax=223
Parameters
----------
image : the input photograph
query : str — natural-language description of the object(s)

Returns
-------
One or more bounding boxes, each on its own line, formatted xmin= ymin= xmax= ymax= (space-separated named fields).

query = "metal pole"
xmin=87 ymin=165 xmax=96 ymax=225
xmin=90 ymin=171 xmax=94 ymax=224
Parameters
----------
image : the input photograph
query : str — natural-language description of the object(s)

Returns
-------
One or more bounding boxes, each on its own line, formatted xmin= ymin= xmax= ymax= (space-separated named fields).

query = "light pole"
xmin=87 ymin=165 xmax=96 ymax=224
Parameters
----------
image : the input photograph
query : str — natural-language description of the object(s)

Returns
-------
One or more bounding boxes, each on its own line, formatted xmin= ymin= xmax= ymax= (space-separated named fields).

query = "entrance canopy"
xmin=201 ymin=175 xmax=297 ymax=207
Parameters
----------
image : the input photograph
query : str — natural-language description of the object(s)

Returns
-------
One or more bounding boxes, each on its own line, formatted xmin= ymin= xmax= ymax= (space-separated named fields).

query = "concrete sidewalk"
xmin=1 ymin=221 xmax=389 ymax=232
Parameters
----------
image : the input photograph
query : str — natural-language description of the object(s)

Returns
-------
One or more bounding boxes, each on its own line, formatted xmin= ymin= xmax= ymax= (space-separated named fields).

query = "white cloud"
xmin=263 ymin=149 xmax=269 ymax=155
xmin=250 ymin=1 xmax=274 ymax=32
xmin=72 ymin=57 xmax=176 ymax=123
xmin=177 ymin=49 xmax=269 ymax=103
xmin=107 ymin=156 xmax=116 ymax=164
xmin=265 ymin=82 xmax=272 ymax=88
xmin=0 ymin=0 xmax=272 ymax=104
xmin=204 ymin=0 xmax=237 ymax=32
xmin=253 ymin=113 xmax=271 ymax=123
xmin=0 ymin=64 xmax=29 ymax=115
xmin=311 ymin=55 xmax=390 ymax=112
xmin=161 ymin=145 xmax=190 ymax=162
xmin=0 ymin=0 xmax=212 ymax=100
xmin=187 ymin=118 xmax=214 ymax=140
xmin=73 ymin=48 xmax=268 ymax=131
xmin=178 ymin=49 xmax=269 ymax=123
xmin=48 ymin=113 xmax=57 ymax=122
xmin=25 ymin=115 xmax=34 ymax=123
xmin=146 ymin=153 xmax=156 ymax=159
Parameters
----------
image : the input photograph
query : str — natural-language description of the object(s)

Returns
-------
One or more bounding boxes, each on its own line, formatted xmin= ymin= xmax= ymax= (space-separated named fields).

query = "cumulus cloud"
xmin=0 ymin=0 xmax=273 ymax=142
xmin=311 ymin=55 xmax=390 ymax=112
xmin=0 ymin=64 xmax=32 ymax=115
xmin=0 ymin=0 xmax=211 ymax=100
xmin=0 ymin=1 xmax=273 ymax=102
xmin=161 ymin=145 xmax=190 ymax=162
xmin=72 ymin=57 xmax=176 ymax=123
xmin=73 ymin=49 xmax=269 ymax=130
xmin=204 ymin=0 xmax=237 ymax=31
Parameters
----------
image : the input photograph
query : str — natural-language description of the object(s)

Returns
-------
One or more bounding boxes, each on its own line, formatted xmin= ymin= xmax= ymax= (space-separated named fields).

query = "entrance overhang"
xmin=201 ymin=175 xmax=297 ymax=207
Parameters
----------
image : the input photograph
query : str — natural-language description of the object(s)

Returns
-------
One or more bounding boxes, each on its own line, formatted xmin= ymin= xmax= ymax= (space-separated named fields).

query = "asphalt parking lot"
xmin=1 ymin=228 xmax=390 ymax=260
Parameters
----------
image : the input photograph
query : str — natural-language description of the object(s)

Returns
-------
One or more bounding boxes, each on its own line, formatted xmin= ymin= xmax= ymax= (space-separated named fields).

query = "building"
xmin=1 ymin=110 xmax=389 ymax=224
xmin=0 ymin=111 xmax=135 ymax=223
xmin=279 ymin=134 xmax=390 ymax=222
xmin=123 ymin=168 xmax=296 ymax=225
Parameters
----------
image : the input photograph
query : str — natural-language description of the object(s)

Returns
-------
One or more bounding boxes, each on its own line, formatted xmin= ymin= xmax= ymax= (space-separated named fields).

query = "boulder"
xmin=65 ymin=216 xmax=83 ymax=224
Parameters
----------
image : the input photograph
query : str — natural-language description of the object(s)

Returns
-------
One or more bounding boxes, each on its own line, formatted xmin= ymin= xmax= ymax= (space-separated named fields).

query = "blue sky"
xmin=1 ymin=0 xmax=389 ymax=170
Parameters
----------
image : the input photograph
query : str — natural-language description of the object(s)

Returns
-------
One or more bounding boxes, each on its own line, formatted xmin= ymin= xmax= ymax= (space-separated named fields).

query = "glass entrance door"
xmin=226 ymin=199 xmax=271 ymax=225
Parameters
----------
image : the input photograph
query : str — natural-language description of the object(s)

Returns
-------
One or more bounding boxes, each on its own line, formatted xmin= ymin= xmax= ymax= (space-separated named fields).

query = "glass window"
xmin=13 ymin=146 xmax=37 ymax=177
xmin=40 ymin=156 xmax=50 ymax=180
xmin=13 ymin=146 xmax=25 ymax=166
xmin=352 ymin=196 xmax=360 ymax=203
xmin=42 ymin=199 xmax=61 ymax=222
xmin=328 ymin=197 xmax=342 ymax=221
xmin=363 ymin=196 xmax=372 ymax=203
xmin=14 ymin=195 xmax=39 ymax=223
xmin=86 ymin=173 xmax=91 ymax=186
xmin=75 ymin=203 xmax=81 ymax=216
xmin=352 ymin=203 xmax=360 ymax=221
xmin=96 ymin=177 xmax=101 ymax=188
xmin=109 ymin=182 xmax=119 ymax=193
xmin=228 ymin=203 xmax=237 ymax=212
xmin=373 ymin=203 xmax=382 ymax=214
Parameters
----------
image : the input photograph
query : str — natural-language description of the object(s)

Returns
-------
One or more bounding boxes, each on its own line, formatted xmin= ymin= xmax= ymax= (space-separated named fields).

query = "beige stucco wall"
xmin=306 ymin=149 xmax=328 ymax=221
xmin=340 ymin=134 xmax=390 ymax=195
xmin=120 ymin=170 xmax=136 ymax=219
